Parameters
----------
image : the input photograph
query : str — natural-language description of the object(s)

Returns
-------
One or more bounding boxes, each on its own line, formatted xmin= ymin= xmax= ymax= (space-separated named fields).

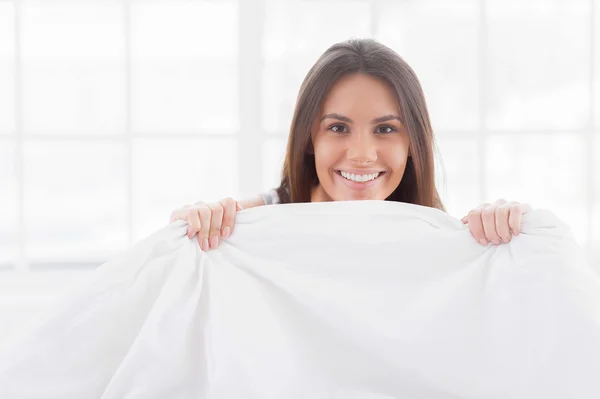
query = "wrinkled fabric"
xmin=0 ymin=201 xmax=599 ymax=399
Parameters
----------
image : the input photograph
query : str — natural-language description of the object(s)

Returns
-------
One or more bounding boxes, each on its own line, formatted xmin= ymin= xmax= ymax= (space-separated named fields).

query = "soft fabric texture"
xmin=0 ymin=201 xmax=599 ymax=399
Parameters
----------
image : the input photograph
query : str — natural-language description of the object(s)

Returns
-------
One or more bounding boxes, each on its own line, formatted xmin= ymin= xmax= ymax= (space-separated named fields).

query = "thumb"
xmin=236 ymin=201 xmax=244 ymax=211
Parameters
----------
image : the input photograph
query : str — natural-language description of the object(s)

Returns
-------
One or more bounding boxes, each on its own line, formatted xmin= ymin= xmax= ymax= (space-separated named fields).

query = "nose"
xmin=347 ymin=131 xmax=377 ymax=164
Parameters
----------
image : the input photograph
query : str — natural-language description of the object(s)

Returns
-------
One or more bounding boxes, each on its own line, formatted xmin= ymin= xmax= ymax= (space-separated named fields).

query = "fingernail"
xmin=492 ymin=240 xmax=500 ymax=245
xmin=210 ymin=236 xmax=219 ymax=249
xmin=201 ymin=239 xmax=209 ymax=251
xmin=222 ymin=226 xmax=231 ymax=238
xmin=479 ymin=239 xmax=488 ymax=246
xmin=514 ymin=229 xmax=520 ymax=236
xmin=502 ymin=237 xmax=510 ymax=243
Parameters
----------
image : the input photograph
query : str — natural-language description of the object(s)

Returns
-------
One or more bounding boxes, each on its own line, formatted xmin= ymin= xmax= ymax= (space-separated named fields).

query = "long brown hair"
xmin=276 ymin=38 xmax=445 ymax=212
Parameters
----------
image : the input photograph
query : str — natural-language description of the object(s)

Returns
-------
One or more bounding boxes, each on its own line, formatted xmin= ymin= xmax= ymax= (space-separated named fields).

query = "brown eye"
xmin=329 ymin=124 xmax=349 ymax=133
xmin=376 ymin=125 xmax=396 ymax=134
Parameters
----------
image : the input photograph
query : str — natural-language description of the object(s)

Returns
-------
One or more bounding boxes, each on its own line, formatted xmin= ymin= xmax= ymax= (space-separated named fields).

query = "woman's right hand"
xmin=169 ymin=198 xmax=242 ymax=251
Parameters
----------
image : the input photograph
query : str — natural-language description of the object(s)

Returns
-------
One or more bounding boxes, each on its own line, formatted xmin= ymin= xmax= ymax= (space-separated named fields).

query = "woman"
xmin=170 ymin=38 xmax=532 ymax=251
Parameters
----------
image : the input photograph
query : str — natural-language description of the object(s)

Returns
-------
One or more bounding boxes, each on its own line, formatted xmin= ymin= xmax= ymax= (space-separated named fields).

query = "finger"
xmin=219 ymin=197 xmax=237 ymax=238
xmin=208 ymin=202 xmax=224 ymax=249
xmin=461 ymin=202 xmax=491 ymax=225
xmin=197 ymin=207 xmax=211 ymax=251
xmin=466 ymin=206 xmax=488 ymax=246
xmin=495 ymin=198 xmax=507 ymax=205
xmin=508 ymin=203 xmax=531 ymax=236
xmin=186 ymin=209 xmax=201 ymax=238
xmin=481 ymin=204 xmax=502 ymax=245
xmin=495 ymin=204 xmax=512 ymax=243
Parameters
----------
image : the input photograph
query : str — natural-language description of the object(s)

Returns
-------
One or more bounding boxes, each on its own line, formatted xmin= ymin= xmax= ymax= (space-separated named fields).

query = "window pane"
xmin=435 ymin=137 xmax=480 ymax=218
xmin=593 ymin=137 xmax=600 ymax=243
xmin=131 ymin=1 xmax=238 ymax=134
xmin=131 ymin=63 xmax=237 ymax=134
xmin=23 ymin=141 xmax=128 ymax=262
xmin=0 ymin=2 xmax=15 ymax=135
xmin=591 ymin=135 xmax=599 ymax=269
xmin=596 ymin=0 xmax=600 ymax=129
xmin=486 ymin=0 xmax=590 ymax=130
xmin=485 ymin=135 xmax=587 ymax=245
xmin=262 ymin=0 xmax=371 ymax=133
xmin=21 ymin=1 xmax=126 ymax=135
xmin=262 ymin=138 xmax=286 ymax=192
xmin=375 ymin=0 xmax=479 ymax=131
xmin=262 ymin=59 xmax=313 ymax=134
xmin=0 ymin=141 xmax=18 ymax=265
xmin=132 ymin=139 xmax=237 ymax=242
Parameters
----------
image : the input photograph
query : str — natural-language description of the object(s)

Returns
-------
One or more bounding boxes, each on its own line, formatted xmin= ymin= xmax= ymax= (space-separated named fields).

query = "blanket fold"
xmin=0 ymin=201 xmax=598 ymax=399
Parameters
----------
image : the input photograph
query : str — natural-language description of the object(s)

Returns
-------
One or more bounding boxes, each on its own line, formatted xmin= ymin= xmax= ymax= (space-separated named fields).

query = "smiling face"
xmin=310 ymin=73 xmax=410 ymax=202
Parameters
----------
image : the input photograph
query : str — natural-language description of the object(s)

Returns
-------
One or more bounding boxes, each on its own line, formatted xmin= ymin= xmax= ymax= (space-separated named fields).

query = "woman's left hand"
xmin=461 ymin=199 xmax=533 ymax=246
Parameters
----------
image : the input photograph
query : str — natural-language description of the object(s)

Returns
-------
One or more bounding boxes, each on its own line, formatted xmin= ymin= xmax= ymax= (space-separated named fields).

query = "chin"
xmin=333 ymin=190 xmax=380 ymax=202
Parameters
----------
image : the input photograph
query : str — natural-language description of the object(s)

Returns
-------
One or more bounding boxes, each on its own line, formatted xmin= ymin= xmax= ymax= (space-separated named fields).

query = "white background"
xmin=0 ymin=0 xmax=599 ymax=334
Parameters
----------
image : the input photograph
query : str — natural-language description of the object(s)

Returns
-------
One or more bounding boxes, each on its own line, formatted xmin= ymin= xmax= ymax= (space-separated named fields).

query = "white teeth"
xmin=340 ymin=171 xmax=380 ymax=183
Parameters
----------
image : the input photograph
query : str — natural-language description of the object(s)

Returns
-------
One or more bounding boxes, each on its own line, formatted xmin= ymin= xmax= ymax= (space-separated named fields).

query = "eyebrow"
xmin=320 ymin=113 xmax=402 ymax=124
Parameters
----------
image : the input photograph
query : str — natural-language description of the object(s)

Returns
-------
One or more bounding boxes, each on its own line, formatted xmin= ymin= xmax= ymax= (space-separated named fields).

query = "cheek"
xmin=383 ymin=143 xmax=410 ymax=173
xmin=313 ymin=139 xmax=340 ymax=176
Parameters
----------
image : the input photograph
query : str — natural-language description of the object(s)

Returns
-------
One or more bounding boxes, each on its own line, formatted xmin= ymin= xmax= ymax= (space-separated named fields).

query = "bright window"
xmin=0 ymin=0 xmax=598 ymax=271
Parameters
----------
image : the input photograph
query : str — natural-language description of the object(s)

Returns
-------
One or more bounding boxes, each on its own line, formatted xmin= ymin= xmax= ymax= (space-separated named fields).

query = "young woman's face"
xmin=310 ymin=73 xmax=410 ymax=202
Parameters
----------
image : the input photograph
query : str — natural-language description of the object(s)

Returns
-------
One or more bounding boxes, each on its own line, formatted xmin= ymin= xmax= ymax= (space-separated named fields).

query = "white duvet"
xmin=0 ymin=201 xmax=599 ymax=399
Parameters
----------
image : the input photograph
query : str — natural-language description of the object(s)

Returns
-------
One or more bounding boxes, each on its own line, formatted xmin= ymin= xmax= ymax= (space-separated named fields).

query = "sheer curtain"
xmin=0 ymin=0 xmax=598 ymax=277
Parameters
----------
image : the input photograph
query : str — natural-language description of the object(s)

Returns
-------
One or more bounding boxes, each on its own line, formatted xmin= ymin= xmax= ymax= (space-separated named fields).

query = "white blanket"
xmin=1 ymin=201 xmax=599 ymax=399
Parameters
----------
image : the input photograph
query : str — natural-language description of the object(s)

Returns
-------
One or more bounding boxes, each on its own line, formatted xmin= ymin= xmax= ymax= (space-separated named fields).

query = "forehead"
xmin=320 ymin=73 xmax=401 ymax=116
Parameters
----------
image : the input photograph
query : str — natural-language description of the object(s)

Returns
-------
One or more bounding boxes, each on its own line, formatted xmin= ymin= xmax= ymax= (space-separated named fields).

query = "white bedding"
xmin=0 ymin=201 xmax=599 ymax=398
